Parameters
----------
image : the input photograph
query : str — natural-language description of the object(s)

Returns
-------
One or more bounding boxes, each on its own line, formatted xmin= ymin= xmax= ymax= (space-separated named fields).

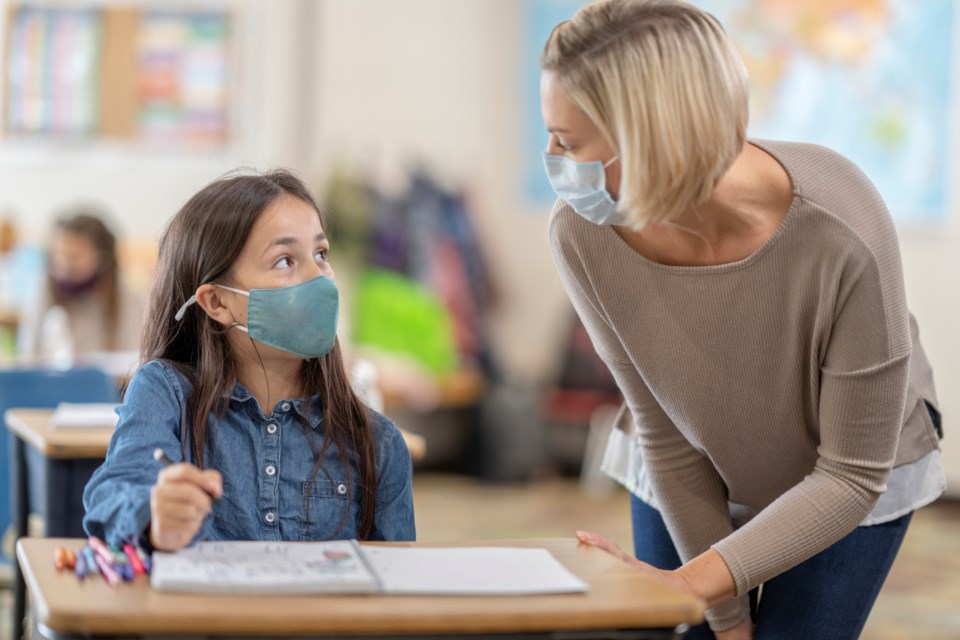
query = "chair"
xmin=0 ymin=367 xmax=119 ymax=549
xmin=0 ymin=367 xmax=118 ymax=640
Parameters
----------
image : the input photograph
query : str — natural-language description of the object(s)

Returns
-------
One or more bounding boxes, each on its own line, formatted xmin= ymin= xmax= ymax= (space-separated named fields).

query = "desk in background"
xmin=5 ymin=408 xmax=113 ymax=640
xmin=19 ymin=537 xmax=703 ymax=640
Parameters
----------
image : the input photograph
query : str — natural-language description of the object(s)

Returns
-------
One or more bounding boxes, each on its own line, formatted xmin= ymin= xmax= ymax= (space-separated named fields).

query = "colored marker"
xmin=54 ymin=547 xmax=67 ymax=571
xmin=74 ymin=550 xmax=87 ymax=581
xmin=65 ymin=549 xmax=77 ymax=570
xmin=123 ymin=543 xmax=145 ymax=575
xmin=88 ymin=536 xmax=117 ymax=565
xmin=83 ymin=547 xmax=100 ymax=576
xmin=92 ymin=553 xmax=121 ymax=587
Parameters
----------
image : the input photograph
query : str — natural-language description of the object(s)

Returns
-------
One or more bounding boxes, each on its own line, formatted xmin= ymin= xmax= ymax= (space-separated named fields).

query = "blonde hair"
xmin=541 ymin=0 xmax=749 ymax=227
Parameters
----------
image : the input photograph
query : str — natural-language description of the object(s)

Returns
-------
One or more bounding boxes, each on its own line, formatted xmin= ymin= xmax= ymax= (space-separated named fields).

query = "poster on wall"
xmin=523 ymin=0 xmax=956 ymax=226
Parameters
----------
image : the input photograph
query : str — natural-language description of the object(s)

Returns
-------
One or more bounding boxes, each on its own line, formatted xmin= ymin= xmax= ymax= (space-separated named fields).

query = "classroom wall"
xmin=1 ymin=0 xmax=957 ymax=494
xmin=307 ymin=0 xmax=571 ymax=387
xmin=0 ymin=0 xmax=311 ymax=242
xmin=307 ymin=0 xmax=960 ymax=494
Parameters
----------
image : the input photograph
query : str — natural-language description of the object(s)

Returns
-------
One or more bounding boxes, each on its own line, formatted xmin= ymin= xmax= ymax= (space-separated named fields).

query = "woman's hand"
xmin=575 ymin=530 xmax=695 ymax=596
xmin=149 ymin=463 xmax=223 ymax=551
xmin=576 ymin=530 xmax=753 ymax=640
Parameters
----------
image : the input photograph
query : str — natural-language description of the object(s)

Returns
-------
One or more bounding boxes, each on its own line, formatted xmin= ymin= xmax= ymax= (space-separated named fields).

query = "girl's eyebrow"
xmin=260 ymin=233 xmax=327 ymax=257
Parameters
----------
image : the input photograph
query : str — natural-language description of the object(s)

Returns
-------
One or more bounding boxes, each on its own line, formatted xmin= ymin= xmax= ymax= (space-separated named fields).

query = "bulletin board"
xmin=2 ymin=3 xmax=231 ymax=146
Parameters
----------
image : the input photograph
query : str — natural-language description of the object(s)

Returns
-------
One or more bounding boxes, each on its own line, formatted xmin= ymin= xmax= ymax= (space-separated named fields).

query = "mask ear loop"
xmin=174 ymin=295 xmax=197 ymax=321
xmin=174 ymin=284 xmax=250 ymax=322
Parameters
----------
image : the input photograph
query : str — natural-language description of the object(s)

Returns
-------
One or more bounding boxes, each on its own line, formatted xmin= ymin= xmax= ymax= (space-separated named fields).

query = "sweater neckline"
xmin=603 ymin=139 xmax=802 ymax=275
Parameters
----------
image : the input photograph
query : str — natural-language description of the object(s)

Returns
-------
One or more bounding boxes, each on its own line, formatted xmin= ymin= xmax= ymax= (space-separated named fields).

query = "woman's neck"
xmin=616 ymin=143 xmax=793 ymax=267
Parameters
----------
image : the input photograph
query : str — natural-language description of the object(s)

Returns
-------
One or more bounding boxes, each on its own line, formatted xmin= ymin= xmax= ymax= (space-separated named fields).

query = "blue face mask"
xmin=542 ymin=152 xmax=630 ymax=226
xmin=175 ymin=275 xmax=340 ymax=359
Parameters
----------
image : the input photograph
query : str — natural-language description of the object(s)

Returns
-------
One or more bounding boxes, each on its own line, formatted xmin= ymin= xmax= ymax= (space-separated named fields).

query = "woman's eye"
xmin=274 ymin=256 xmax=292 ymax=269
xmin=315 ymin=249 xmax=328 ymax=262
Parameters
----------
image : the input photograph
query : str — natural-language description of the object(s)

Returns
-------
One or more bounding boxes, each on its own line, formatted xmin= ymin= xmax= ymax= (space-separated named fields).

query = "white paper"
xmin=151 ymin=540 xmax=378 ymax=594
xmin=366 ymin=546 xmax=589 ymax=595
xmin=49 ymin=402 xmax=119 ymax=428
xmin=150 ymin=541 xmax=589 ymax=596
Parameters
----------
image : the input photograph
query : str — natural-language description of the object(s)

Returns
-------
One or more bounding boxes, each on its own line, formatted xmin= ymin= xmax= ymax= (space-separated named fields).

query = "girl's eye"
xmin=274 ymin=256 xmax=292 ymax=269
xmin=315 ymin=249 xmax=328 ymax=262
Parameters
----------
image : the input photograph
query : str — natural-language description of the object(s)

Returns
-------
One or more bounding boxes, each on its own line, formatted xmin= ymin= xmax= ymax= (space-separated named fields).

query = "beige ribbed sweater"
xmin=549 ymin=139 xmax=940 ymax=628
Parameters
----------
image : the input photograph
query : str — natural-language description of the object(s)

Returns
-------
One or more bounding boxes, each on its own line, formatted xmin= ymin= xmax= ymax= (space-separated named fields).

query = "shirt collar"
xmin=227 ymin=380 xmax=324 ymax=429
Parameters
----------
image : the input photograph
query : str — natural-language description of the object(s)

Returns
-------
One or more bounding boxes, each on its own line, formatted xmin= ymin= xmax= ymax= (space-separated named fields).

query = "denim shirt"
xmin=83 ymin=360 xmax=416 ymax=548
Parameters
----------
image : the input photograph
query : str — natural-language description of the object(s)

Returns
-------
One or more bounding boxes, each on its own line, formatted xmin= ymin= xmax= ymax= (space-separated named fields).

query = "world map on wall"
xmin=524 ymin=0 xmax=956 ymax=225
xmin=697 ymin=0 xmax=955 ymax=225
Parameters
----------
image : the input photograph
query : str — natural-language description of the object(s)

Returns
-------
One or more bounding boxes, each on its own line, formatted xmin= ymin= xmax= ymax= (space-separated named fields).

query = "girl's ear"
xmin=194 ymin=284 xmax=240 ymax=327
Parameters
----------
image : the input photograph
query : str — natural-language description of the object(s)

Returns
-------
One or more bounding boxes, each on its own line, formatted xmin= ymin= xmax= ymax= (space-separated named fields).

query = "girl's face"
xmin=216 ymin=193 xmax=334 ymax=360
xmin=540 ymin=70 xmax=621 ymax=199
xmin=49 ymin=229 xmax=101 ymax=284
xmin=229 ymin=193 xmax=333 ymax=295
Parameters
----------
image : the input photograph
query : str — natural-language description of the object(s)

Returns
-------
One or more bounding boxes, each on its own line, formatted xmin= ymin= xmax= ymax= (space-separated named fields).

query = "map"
xmin=524 ymin=0 xmax=956 ymax=225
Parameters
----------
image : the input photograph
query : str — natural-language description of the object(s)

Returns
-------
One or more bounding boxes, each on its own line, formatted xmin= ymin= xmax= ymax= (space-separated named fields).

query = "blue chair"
xmin=0 ymin=367 xmax=118 ymax=640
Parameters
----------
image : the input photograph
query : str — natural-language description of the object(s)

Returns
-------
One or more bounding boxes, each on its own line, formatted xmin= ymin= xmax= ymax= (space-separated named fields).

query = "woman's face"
xmin=49 ymin=230 xmax=101 ymax=284
xmin=540 ymin=70 xmax=621 ymax=199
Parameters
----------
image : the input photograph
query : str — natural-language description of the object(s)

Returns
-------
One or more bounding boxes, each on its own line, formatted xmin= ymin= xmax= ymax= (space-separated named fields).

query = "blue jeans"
xmin=630 ymin=495 xmax=912 ymax=639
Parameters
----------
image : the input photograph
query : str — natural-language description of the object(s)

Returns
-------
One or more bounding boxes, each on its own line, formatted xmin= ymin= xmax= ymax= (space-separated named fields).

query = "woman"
xmin=540 ymin=1 xmax=944 ymax=639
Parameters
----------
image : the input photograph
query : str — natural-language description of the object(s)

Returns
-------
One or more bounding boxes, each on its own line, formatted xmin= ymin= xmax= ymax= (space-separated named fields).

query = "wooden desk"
xmin=5 ymin=408 xmax=113 ymax=640
xmin=19 ymin=537 xmax=703 ymax=640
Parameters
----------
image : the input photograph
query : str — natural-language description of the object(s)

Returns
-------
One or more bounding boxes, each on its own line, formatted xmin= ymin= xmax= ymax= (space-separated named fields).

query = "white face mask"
xmin=542 ymin=153 xmax=630 ymax=225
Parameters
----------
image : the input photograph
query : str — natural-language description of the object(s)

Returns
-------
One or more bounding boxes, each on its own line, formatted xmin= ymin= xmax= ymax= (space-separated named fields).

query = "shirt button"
xmin=267 ymin=423 xmax=277 ymax=434
xmin=265 ymin=465 xmax=276 ymax=476
xmin=264 ymin=512 xmax=276 ymax=524
xmin=336 ymin=483 xmax=348 ymax=496
xmin=281 ymin=402 xmax=291 ymax=412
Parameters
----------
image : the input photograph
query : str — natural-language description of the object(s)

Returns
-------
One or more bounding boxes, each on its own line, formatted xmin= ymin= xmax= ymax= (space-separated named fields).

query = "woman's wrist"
xmin=673 ymin=549 xmax=738 ymax=608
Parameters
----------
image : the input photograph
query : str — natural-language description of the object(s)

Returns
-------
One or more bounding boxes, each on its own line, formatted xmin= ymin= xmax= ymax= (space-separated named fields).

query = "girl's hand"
xmin=149 ymin=463 xmax=223 ymax=551
xmin=575 ymin=530 xmax=755 ymax=640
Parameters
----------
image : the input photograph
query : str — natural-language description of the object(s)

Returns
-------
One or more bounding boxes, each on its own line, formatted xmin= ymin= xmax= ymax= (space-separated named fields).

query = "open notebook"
xmin=49 ymin=403 xmax=119 ymax=428
xmin=151 ymin=540 xmax=589 ymax=595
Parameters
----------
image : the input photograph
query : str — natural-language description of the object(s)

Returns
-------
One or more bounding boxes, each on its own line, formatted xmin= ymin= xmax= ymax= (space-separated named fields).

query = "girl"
xmin=83 ymin=170 xmax=415 ymax=550
xmin=18 ymin=212 xmax=143 ymax=361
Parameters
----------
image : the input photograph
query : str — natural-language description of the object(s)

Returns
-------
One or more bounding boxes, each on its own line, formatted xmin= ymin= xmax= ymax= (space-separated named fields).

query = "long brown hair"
xmin=140 ymin=169 xmax=378 ymax=539
xmin=48 ymin=212 xmax=121 ymax=348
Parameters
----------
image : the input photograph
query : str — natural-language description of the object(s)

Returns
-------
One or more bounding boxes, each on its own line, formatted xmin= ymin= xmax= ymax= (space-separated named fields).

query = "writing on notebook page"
xmin=151 ymin=541 xmax=589 ymax=596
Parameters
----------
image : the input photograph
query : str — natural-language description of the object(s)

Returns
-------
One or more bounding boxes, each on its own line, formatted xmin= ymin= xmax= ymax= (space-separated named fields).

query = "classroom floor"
xmin=1 ymin=473 xmax=958 ymax=639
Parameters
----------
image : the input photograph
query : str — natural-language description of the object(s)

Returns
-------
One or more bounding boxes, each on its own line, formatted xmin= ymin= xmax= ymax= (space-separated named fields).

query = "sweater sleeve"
xmin=711 ymin=255 xmax=910 ymax=595
xmin=549 ymin=208 xmax=749 ymax=631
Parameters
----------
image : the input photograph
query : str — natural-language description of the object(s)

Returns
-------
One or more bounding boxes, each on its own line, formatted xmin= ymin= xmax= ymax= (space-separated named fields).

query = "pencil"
xmin=153 ymin=448 xmax=220 ymax=501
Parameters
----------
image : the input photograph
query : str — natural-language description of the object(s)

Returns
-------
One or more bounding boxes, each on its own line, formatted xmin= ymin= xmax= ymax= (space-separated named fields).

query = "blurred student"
xmin=83 ymin=170 xmax=415 ymax=551
xmin=17 ymin=211 xmax=143 ymax=364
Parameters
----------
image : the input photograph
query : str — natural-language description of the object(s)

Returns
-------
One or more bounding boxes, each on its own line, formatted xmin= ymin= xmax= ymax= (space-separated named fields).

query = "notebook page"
xmin=49 ymin=403 xmax=119 ymax=428
xmin=151 ymin=540 xmax=379 ymax=594
xmin=364 ymin=546 xmax=589 ymax=595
